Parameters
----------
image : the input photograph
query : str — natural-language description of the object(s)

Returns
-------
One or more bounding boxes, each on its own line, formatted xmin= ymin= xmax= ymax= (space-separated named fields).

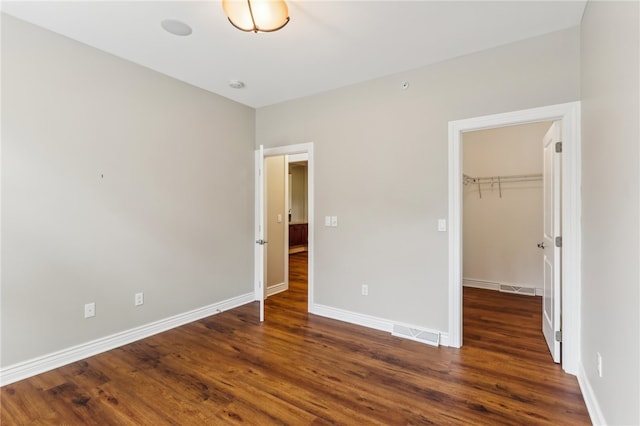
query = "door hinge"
xmin=555 ymin=142 xmax=563 ymax=153
xmin=555 ymin=236 xmax=562 ymax=248
xmin=555 ymin=330 xmax=562 ymax=342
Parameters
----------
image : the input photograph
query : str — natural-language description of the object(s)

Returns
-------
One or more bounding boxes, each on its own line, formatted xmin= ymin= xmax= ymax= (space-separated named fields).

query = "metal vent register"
xmin=392 ymin=324 xmax=440 ymax=347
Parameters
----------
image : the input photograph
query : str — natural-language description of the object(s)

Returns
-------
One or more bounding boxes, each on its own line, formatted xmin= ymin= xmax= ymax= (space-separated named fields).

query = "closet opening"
xmin=462 ymin=122 xmax=555 ymax=360
xmin=462 ymin=122 xmax=550 ymax=298
xmin=447 ymin=101 xmax=581 ymax=375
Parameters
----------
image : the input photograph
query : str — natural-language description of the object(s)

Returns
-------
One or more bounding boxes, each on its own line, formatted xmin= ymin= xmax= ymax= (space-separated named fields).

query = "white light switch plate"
xmin=325 ymin=216 xmax=331 ymax=226
xmin=438 ymin=219 xmax=447 ymax=232
xmin=331 ymin=216 xmax=338 ymax=227
xmin=135 ymin=292 xmax=144 ymax=306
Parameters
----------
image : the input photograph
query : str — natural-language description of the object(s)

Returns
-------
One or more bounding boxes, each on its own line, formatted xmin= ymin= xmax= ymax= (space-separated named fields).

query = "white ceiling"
xmin=2 ymin=1 xmax=587 ymax=108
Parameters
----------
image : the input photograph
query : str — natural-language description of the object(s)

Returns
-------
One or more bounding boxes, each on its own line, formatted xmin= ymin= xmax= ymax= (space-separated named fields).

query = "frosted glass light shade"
xmin=222 ymin=0 xmax=289 ymax=33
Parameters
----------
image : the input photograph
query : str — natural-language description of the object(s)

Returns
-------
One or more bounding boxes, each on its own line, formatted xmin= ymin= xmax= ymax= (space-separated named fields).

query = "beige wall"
xmin=1 ymin=14 xmax=256 ymax=366
xmin=265 ymin=156 xmax=286 ymax=288
xmin=289 ymin=163 xmax=308 ymax=224
xmin=463 ymin=122 xmax=551 ymax=290
xmin=256 ymin=27 xmax=580 ymax=331
xmin=580 ymin=1 xmax=640 ymax=424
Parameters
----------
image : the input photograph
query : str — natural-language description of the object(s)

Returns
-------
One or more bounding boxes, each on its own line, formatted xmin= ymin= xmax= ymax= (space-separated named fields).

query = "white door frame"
xmin=255 ymin=142 xmax=314 ymax=313
xmin=448 ymin=102 xmax=581 ymax=375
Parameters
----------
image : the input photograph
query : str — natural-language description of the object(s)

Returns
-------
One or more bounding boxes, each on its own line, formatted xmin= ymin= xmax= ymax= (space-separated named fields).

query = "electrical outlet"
xmin=362 ymin=284 xmax=369 ymax=296
xmin=84 ymin=302 xmax=95 ymax=318
xmin=135 ymin=292 xmax=144 ymax=306
xmin=597 ymin=352 xmax=603 ymax=378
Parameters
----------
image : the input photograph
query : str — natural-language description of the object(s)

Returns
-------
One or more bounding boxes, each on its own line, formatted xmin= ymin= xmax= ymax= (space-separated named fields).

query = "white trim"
xmin=266 ymin=281 xmax=287 ymax=297
xmin=310 ymin=304 xmax=450 ymax=347
xmin=448 ymin=102 xmax=581 ymax=375
xmin=463 ymin=278 xmax=541 ymax=296
xmin=577 ymin=361 xmax=606 ymax=425
xmin=288 ymin=153 xmax=307 ymax=163
xmin=439 ymin=331 xmax=450 ymax=347
xmin=258 ymin=143 xmax=314 ymax=313
xmin=463 ymin=278 xmax=502 ymax=291
xmin=283 ymin=155 xmax=290 ymax=294
xmin=311 ymin=304 xmax=392 ymax=332
xmin=288 ymin=246 xmax=307 ymax=254
xmin=0 ymin=292 xmax=254 ymax=386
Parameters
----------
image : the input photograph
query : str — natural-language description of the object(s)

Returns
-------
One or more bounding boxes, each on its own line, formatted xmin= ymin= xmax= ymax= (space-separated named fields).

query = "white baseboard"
xmin=266 ymin=281 xmax=287 ymax=297
xmin=311 ymin=304 xmax=392 ymax=332
xmin=0 ymin=292 xmax=255 ymax=387
xmin=463 ymin=277 xmax=542 ymax=296
xmin=288 ymin=246 xmax=307 ymax=254
xmin=577 ymin=361 xmax=606 ymax=425
xmin=439 ymin=331 xmax=450 ymax=347
xmin=310 ymin=303 xmax=449 ymax=347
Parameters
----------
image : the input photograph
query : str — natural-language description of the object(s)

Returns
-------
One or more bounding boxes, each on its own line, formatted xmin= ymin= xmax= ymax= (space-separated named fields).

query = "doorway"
xmin=255 ymin=143 xmax=315 ymax=322
xmin=448 ymin=102 xmax=581 ymax=375
xmin=462 ymin=122 xmax=551 ymax=298
xmin=262 ymin=156 xmax=308 ymax=297
xmin=288 ymin=158 xmax=309 ymax=255
xmin=461 ymin=121 xmax=554 ymax=359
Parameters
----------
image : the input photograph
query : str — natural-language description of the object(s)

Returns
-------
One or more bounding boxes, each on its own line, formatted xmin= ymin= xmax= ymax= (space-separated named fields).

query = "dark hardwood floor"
xmin=1 ymin=252 xmax=589 ymax=424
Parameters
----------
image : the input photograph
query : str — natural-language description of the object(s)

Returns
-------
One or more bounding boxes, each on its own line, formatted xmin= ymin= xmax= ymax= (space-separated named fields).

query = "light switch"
xmin=331 ymin=216 xmax=338 ymax=227
xmin=277 ymin=214 xmax=282 ymax=223
xmin=325 ymin=216 xmax=331 ymax=227
xmin=438 ymin=219 xmax=447 ymax=232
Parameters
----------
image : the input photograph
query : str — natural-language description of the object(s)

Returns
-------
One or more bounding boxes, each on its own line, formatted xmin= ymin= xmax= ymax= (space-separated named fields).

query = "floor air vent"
xmin=499 ymin=285 xmax=536 ymax=296
xmin=392 ymin=324 xmax=440 ymax=347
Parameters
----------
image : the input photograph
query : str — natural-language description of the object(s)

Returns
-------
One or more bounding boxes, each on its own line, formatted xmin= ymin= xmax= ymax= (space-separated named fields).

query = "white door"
xmin=541 ymin=121 xmax=562 ymax=362
xmin=255 ymin=145 xmax=266 ymax=322
xmin=264 ymin=155 xmax=289 ymax=298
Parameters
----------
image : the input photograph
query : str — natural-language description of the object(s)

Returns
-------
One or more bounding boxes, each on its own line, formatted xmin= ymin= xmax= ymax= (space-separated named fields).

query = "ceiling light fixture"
xmin=221 ymin=0 xmax=290 ymax=33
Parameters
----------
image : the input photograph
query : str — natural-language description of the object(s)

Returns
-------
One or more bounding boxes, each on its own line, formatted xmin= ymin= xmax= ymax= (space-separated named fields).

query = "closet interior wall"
xmin=463 ymin=122 xmax=552 ymax=295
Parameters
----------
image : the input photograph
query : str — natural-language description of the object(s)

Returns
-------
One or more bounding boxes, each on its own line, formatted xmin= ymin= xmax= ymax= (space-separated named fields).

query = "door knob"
xmin=537 ymin=242 xmax=545 ymax=249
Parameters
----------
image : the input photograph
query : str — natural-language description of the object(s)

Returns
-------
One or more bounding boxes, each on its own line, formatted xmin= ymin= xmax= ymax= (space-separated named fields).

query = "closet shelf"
xmin=463 ymin=173 xmax=542 ymax=186
xmin=463 ymin=173 xmax=542 ymax=198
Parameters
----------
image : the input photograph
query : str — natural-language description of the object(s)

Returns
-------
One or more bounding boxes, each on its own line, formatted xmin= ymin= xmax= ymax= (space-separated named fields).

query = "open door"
xmin=541 ymin=121 xmax=562 ymax=362
xmin=255 ymin=142 xmax=314 ymax=322
xmin=255 ymin=145 xmax=266 ymax=322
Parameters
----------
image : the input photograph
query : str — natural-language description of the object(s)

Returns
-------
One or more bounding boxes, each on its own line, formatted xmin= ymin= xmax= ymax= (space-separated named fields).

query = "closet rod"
xmin=463 ymin=173 xmax=542 ymax=199
xmin=462 ymin=173 xmax=542 ymax=185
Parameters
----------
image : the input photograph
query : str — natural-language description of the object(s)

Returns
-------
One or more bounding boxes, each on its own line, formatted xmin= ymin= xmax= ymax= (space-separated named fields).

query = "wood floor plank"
xmin=1 ymin=252 xmax=590 ymax=424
